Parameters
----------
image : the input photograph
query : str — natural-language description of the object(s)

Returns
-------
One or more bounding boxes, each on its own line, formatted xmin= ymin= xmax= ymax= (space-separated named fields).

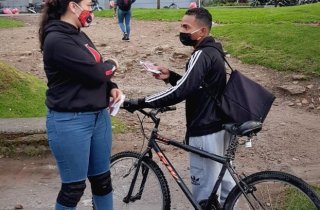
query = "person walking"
xmin=124 ymin=8 xmax=235 ymax=206
xmin=114 ymin=0 xmax=136 ymax=41
xmin=38 ymin=0 xmax=122 ymax=209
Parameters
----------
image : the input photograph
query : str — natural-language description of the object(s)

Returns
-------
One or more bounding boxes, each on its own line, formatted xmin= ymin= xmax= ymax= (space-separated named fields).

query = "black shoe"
xmin=122 ymin=33 xmax=129 ymax=41
xmin=123 ymin=33 xmax=130 ymax=41
xmin=122 ymin=33 xmax=127 ymax=40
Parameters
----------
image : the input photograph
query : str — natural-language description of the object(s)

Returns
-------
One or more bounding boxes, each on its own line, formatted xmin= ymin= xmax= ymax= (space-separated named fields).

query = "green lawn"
xmin=0 ymin=18 xmax=24 ymax=28
xmin=0 ymin=60 xmax=47 ymax=118
xmin=283 ymin=185 xmax=320 ymax=209
xmin=96 ymin=3 xmax=320 ymax=75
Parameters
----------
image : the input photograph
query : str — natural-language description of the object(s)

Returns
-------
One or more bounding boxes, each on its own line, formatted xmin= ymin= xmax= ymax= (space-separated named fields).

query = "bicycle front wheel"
xmin=110 ymin=151 xmax=171 ymax=210
xmin=224 ymin=171 xmax=320 ymax=210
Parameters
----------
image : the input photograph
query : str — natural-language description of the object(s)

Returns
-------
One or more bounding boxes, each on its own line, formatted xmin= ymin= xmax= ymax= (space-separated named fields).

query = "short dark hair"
xmin=185 ymin=7 xmax=212 ymax=30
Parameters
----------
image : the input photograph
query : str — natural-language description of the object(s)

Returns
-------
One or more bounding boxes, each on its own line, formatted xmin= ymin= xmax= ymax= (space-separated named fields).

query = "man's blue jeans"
xmin=117 ymin=9 xmax=131 ymax=36
xmin=46 ymin=109 xmax=113 ymax=210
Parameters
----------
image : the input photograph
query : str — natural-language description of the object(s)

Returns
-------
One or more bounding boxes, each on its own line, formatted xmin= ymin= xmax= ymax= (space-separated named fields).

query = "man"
xmin=124 ymin=8 xmax=235 ymax=206
xmin=114 ymin=0 xmax=136 ymax=41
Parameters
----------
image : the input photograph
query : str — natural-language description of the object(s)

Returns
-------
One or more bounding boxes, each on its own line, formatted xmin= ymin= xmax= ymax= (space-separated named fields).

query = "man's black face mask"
xmin=179 ymin=28 xmax=201 ymax=46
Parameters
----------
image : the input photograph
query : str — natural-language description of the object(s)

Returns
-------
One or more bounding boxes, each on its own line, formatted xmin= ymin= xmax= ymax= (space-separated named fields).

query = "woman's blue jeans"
xmin=117 ymin=9 xmax=131 ymax=36
xmin=46 ymin=109 xmax=113 ymax=210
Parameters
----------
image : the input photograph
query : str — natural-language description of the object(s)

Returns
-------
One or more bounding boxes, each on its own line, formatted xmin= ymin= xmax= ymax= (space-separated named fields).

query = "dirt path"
xmin=0 ymin=14 xmax=319 ymax=209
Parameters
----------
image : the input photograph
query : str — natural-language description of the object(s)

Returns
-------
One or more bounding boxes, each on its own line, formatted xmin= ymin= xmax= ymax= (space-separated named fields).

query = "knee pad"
xmin=57 ymin=180 xmax=86 ymax=207
xmin=88 ymin=170 xmax=112 ymax=196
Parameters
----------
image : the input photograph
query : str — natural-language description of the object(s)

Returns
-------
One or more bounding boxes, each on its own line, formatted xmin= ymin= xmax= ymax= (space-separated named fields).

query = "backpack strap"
xmin=201 ymin=45 xmax=235 ymax=100
xmin=210 ymin=45 xmax=234 ymax=72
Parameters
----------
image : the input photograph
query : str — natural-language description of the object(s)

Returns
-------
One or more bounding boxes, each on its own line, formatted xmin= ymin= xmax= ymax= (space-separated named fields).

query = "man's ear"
xmin=201 ymin=27 xmax=209 ymax=36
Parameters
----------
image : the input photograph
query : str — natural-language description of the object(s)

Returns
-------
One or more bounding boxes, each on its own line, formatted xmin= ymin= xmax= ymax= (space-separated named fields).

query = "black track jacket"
xmin=144 ymin=37 xmax=227 ymax=137
xmin=43 ymin=20 xmax=118 ymax=112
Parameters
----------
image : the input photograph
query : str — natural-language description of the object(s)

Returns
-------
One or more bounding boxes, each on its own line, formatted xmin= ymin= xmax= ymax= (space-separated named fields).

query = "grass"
xmin=283 ymin=185 xmax=320 ymax=209
xmin=0 ymin=18 xmax=24 ymax=28
xmin=214 ymin=23 xmax=319 ymax=73
xmin=112 ymin=117 xmax=127 ymax=134
xmin=96 ymin=3 xmax=320 ymax=75
xmin=0 ymin=60 xmax=47 ymax=118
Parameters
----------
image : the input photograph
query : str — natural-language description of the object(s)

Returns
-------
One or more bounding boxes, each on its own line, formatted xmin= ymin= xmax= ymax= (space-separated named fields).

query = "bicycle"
xmin=111 ymin=106 xmax=320 ymax=209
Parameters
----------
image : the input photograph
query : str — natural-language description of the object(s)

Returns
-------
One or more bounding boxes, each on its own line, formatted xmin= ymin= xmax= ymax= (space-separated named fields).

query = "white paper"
xmin=109 ymin=94 xmax=125 ymax=116
xmin=140 ymin=61 xmax=161 ymax=74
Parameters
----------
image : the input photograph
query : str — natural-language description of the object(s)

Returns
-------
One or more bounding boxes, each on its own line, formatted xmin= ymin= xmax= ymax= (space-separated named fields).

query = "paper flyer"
xmin=109 ymin=94 xmax=125 ymax=116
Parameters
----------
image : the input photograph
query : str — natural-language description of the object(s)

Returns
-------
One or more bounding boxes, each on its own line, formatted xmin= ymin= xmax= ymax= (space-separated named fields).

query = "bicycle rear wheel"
xmin=224 ymin=171 xmax=320 ymax=210
xmin=110 ymin=151 xmax=171 ymax=210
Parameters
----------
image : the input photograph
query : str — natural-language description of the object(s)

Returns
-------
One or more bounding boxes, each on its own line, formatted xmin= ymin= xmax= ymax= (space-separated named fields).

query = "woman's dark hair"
xmin=185 ymin=7 xmax=212 ymax=31
xmin=39 ymin=0 xmax=81 ymax=51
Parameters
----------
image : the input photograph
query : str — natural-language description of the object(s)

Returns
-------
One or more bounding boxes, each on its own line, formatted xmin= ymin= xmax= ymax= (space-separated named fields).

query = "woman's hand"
xmin=153 ymin=66 xmax=170 ymax=81
xmin=110 ymin=88 xmax=123 ymax=104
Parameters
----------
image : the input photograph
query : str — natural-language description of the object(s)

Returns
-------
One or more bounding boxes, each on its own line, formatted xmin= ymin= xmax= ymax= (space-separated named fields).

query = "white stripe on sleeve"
xmin=145 ymin=50 xmax=202 ymax=102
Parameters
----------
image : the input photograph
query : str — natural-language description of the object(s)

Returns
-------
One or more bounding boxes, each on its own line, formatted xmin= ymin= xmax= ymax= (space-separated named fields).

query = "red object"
xmin=11 ymin=8 xmax=19 ymax=14
xmin=189 ymin=2 xmax=197 ymax=9
xmin=3 ymin=8 xmax=13 ymax=14
xmin=85 ymin=44 xmax=101 ymax=63
xmin=105 ymin=69 xmax=113 ymax=76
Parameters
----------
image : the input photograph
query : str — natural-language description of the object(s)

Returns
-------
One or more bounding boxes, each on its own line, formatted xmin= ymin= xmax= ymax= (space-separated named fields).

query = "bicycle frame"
xmin=121 ymin=109 xmax=254 ymax=210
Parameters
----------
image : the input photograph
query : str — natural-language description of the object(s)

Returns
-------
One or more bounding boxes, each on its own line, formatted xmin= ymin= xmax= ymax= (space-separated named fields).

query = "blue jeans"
xmin=117 ymin=9 xmax=131 ymax=36
xmin=46 ymin=109 xmax=113 ymax=210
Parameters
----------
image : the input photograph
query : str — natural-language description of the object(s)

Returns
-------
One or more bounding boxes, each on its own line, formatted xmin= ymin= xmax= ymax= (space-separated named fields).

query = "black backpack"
xmin=117 ymin=0 xmax=135 ymax=11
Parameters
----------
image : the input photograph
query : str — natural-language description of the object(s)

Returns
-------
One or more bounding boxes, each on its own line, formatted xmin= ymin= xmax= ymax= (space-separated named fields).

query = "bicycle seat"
xmin=223 ymin=121 xmax=262 ymax=136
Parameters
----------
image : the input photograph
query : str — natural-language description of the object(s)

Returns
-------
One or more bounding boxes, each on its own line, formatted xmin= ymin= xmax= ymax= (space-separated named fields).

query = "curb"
xmin=0 ymin=117 xmax=46 ymax=134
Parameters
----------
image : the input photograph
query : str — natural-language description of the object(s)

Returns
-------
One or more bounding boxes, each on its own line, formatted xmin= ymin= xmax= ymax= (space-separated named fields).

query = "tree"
xmin=157 ymin=0 xmax=160 ymax=9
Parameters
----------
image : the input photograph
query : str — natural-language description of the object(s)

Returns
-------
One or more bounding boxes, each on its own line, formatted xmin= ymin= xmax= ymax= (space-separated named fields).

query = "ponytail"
xmin=38 ymin=0 xmax=80 ymax=51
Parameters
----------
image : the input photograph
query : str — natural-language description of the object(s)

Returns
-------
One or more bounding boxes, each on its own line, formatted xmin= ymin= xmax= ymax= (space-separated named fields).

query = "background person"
xmin=189 ymin=1 xmax=197 ymax=9
xmin=124 ymin=7 xmax=235 ymax=206
xmin=38 ymin=0 xmax=122 ymax=209
xmin=114 ymin=0 xmax=136 ymax=41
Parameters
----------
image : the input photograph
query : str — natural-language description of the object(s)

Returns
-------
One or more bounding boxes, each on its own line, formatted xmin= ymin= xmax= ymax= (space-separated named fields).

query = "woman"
xmin=39 ymin=0 xmax=122 ymax=209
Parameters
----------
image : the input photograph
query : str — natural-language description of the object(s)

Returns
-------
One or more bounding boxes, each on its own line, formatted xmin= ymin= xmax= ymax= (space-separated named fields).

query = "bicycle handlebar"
xmin=157 ymin=106 xmax=177 ymax=113
xmin=122 ymin=106 xmax=177 ymax=118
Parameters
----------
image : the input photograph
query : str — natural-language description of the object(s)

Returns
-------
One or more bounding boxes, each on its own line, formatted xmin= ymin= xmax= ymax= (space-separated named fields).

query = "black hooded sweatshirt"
xmin=144 ymin=36 xmax=227 ymax=137
xmin=43 ymin=20 xmax=117 ymax=112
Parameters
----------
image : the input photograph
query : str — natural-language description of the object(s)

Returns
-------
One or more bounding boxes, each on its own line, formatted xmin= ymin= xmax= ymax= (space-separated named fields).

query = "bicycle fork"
xmin=123 ymin=147 xmax=152 ymax=203
xmin=227 ymin=166 xmax=262 ymax=210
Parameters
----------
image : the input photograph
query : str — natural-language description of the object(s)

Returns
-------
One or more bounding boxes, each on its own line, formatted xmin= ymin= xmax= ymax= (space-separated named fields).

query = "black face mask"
xmin=179 ymin=28 xmax=202 ymax=46
xmin=179 ymin=32 xmax=198 ymax=46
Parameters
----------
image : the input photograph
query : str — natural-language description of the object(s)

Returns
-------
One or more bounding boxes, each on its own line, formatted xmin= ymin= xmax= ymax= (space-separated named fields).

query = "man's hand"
xmin=153 ymin=66 xmax=170 ymax=81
